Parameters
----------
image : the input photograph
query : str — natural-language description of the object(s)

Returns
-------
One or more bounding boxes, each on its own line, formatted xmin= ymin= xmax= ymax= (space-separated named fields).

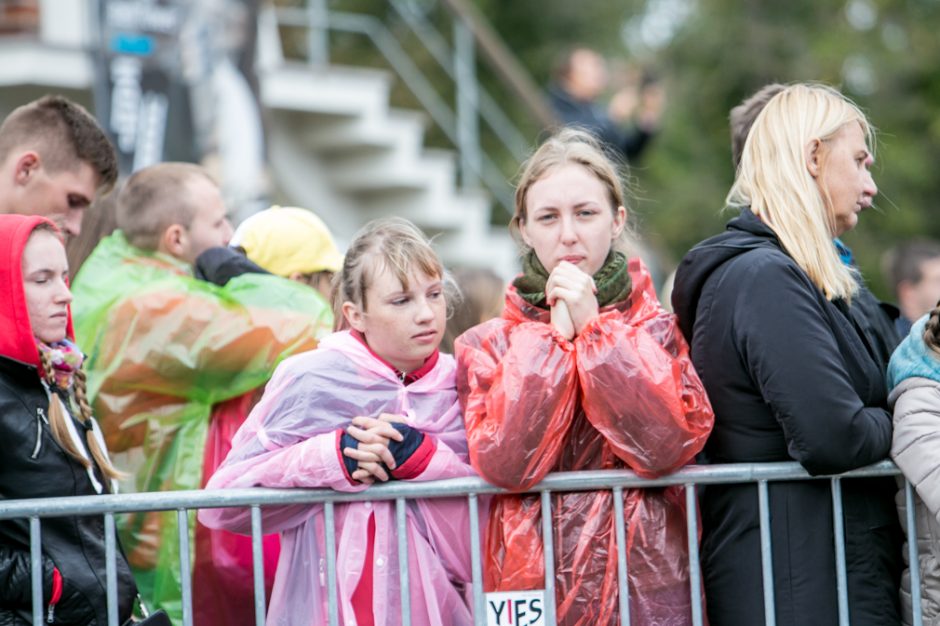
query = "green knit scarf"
xmin=512 ymin=249 xmax=631 ymax=308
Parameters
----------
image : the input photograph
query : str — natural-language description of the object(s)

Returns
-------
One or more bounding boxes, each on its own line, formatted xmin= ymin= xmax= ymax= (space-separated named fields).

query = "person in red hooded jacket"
xmin=0 ymin=214 xmax=137 ymax=624
xmin=455 ymin=128 xmax=714 ymax=625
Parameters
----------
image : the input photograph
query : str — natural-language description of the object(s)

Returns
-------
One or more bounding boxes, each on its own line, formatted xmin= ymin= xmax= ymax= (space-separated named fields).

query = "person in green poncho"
xmin=70 ymin=163 xmax=333 ymax=625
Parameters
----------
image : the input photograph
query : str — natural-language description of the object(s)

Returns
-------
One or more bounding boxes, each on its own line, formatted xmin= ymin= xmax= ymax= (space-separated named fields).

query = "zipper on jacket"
xmin=31 ymin=408 xmax=45 ymax=459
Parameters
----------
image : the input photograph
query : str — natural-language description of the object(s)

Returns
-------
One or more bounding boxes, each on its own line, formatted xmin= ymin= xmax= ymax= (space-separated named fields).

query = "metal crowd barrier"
xmin=5 ymin=460 xmax=919 ymax=626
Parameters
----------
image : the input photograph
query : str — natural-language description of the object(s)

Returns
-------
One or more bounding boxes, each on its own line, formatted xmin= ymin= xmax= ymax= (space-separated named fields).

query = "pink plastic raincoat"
xmin=455 ymin=258 xmax=714 ymax=626
xmin=200 ymin=331 xmax=478 ymax=626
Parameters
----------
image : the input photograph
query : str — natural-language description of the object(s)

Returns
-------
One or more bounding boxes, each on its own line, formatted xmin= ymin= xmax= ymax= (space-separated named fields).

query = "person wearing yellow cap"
xmin=231 ymin=205 xmax=343 ymax=301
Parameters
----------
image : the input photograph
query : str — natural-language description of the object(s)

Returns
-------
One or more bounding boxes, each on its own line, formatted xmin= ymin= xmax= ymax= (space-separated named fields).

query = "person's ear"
xmin=159 ymin=224 xmax=187 ymax=259
xmin=805 ymin=138 xmax=823 ymax=178
xmin=518 ymin=218 xmax=533 ymax=248
xmin=13 ymin=152 xmax=41 ymax=186
xmin=611 ymin=206 xmax=627 ymax=240
xmin=342 ymin=301 xmax=366 ymax=332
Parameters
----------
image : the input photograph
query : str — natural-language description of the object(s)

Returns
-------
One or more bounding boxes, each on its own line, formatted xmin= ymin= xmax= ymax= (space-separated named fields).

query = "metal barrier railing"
xmin=7 ymin=460 xmax=921 ymax=626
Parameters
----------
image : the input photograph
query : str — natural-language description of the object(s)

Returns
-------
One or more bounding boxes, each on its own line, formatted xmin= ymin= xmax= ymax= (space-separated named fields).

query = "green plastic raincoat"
xmin=71 ymin=232 xmax=332 ymax=622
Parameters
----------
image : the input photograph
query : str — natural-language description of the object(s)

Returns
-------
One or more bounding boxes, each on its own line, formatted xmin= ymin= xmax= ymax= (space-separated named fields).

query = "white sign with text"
xmin=485 ymin=590 xmax=546 ymax=626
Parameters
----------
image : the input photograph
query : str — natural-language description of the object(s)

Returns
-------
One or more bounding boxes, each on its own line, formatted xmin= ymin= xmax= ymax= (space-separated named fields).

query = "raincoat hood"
xmin=671 ymin=208 xmax=780 ymax=342
xmin=0 ymin=214 xmax=73 ymax=369
xmin=887 ymin=314 xmax=940 ymax=390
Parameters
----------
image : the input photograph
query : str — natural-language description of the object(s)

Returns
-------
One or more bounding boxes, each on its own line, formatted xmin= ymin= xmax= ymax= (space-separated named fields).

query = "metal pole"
xmin=469 ymin=494 xmax=486 ymax=625
xmin=250 ymin=506 xmax=266 ymax=626
xmin=397 ymin=498 xmax=412 ymax=626
xmin=453 ymin=17 xmax=480 ymax=188
xmin=758 ymin=480 xmax=776 ymax=626
xmin=105 ymin=513 xmax=119 ymax=626
xmin=685 ymin=485 xmax=704 ymax=626
xmin=906 ymin=480 xmax=924 ymax=626
xmin=831 ymin=479 xmax=849 ymax=626
xmin=306 ymin=0 xmax=329 ymax=65
xmin=612 ymin=487 xmax=631 ymax=626
xmin=178 ymin=509 xmax=194 ymax=626
xmin=325 ymin=502 xmax=339 ymax=626
xmin=540 ymin=490 xmax=557 ymax=626
xmin=30 ymin=517 xmax=43 ymax=625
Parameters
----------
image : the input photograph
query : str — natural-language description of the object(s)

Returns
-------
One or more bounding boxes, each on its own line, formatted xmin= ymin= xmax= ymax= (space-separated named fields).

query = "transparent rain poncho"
xmin=200 ymin=332 xmax=480 ymax=626
xmin=71 ymin=231 xmax=332 ymax=622
xmin=455 ymin=258 xmax=714 ymax=626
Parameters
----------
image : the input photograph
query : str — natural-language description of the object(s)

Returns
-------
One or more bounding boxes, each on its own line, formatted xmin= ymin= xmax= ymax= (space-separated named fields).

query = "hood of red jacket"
xmin=0 ymin=215 xmax=74 ymax=369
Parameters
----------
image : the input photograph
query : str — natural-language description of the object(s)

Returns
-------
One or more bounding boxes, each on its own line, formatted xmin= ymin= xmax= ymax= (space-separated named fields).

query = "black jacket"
xmin=671 ymin=210 xmax=901 ymax=626
xmin=0 ymin=357 xmax=137 ymax=625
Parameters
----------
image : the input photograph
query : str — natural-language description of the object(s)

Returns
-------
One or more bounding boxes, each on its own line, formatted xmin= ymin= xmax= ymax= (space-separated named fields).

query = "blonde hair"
xmin=513 ymin=128 xmax=635 ymax=253
xmin=332 ymin=217 xmax=455 ymax=331
xmin=38 ymin=350 xmax=124 ymax=481
xmin=728 ymin=83 xmax=872 ymax=301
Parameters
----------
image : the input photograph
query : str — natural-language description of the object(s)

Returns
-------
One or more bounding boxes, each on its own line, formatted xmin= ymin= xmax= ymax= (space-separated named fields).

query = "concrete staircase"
xmin=259 ymin=59 xmax=519 ymax=276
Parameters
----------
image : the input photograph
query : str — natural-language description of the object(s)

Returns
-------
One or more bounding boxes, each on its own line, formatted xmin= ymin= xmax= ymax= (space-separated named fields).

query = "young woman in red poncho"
xmin=455 ymin=128 xmax=715 ymax=626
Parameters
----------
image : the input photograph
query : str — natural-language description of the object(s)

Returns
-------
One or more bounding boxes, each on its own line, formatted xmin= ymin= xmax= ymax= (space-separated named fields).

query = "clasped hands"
xmin=547 ymin=261 xmax=599 ymax=341
xmin=342 ymin=413 xmax=407 ymax=484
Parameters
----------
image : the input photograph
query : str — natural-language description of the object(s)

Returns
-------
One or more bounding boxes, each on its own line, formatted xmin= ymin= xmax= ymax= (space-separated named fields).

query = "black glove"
xmin=194 ymin=247 xmax=270 ymax=286
xmin=339 ymin=423 xmax=427 ymax=481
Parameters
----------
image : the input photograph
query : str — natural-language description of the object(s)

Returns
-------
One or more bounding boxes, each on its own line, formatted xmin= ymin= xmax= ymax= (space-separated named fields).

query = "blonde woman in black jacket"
xmin=0 ymin=215 xmax=136 ymax=624
xmin=672 ymin=83 xmax=901 ymax=626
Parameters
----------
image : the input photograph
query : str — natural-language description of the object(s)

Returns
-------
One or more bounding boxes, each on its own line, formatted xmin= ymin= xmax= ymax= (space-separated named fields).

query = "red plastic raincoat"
xmin=455 ymin=258 xmax=714 ymax=626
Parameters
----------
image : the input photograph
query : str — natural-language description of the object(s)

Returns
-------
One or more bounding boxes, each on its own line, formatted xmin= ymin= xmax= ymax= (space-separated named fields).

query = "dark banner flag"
xmin=94 ymin=0 xmax=198 ymax=174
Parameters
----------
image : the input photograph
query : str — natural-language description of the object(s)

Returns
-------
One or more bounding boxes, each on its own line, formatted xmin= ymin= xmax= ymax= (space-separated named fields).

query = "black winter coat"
xmin=0 ymin=357 xmax=137 ymax=625
xmin=671 ymin=210 xmax=902 ymax=626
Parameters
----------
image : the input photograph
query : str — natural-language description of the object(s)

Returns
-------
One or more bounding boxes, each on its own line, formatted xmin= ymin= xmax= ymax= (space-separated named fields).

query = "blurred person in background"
xmin=65 ymin=183 xmax=120 ymax=278
xmin=0 ymin=95 xmax=116 ymax=238
xmin=226 ymin=204 xmax=343 ymax=301
xmin=70 ymin=162 xmax=332 ymax=625
xmin=440 ymin=267 xmax=504 ymax=354
xmin=672 ymin=82 xmax=902 ymax=626
xmin=547 ymin=47 xmax=665 ymax=164
xmin=456 ymin=128 xmax=713 ymax=625
xmin=883 ymin=238 xmax=940 ymax=336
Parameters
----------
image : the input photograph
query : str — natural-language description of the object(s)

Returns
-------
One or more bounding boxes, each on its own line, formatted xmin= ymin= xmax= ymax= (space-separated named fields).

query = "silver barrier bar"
xmin=540 ymin=490 xmax=557 ymax=626
xmin=612 ymin=487 xmax=630 ymax=626
xmin=0 ymin=462 xmax=902 ymax=520
xmin=685 ymin=485 xmax=704 ymax=626
xmin=325 ymin=501 xmax=339 ymax=626
xmin=830 ymin=478 xmax=848 ymax=626
xmin=468 ymin=493 xmax=485 ymax=625
xmin=105 ymin=513 xmax=118 ymax=626
xmin=30 ymin=516 xmax=42 ymax=625
xmin=397 ymin=498 xmax=412 ymax=626
xmin=906 ymin=479 xmax=923 ymax=626
xmin=178 ymin=509 xmax=194 ymax=626
xmin=250 ymin=506 xmax=266 ymax=626
xmin=757 ymin=480 xmax=776 ymax=626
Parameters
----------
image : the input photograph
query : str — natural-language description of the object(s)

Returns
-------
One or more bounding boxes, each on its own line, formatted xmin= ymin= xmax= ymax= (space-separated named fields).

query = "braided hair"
xmin=37 ymin=349 xmax=124 ymax=480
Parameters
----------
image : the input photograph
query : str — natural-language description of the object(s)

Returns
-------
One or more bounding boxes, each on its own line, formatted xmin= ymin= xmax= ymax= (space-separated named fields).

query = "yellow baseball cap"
xmin=231 ymin=206 xmax=344 ymax=277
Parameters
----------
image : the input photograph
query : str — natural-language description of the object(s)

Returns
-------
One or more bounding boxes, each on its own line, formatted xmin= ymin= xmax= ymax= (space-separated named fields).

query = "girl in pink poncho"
xmin=199 ymin=218 xmax=477 ymax=625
